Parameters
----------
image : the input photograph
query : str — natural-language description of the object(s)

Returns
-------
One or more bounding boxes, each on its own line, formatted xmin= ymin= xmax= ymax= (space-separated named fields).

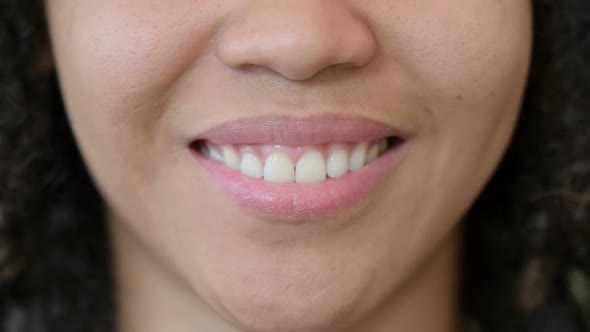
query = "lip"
xmin=189 ymin=116 xmax=408 ymax=220
xmin=190 ymin=115 xmax=410 ymax=145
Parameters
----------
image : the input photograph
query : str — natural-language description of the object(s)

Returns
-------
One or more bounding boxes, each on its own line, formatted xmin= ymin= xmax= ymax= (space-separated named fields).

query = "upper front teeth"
xmin=264 ymin=151 xmax=295 ymax=183
xmin=201 ymin=139 xmax=389 ymax=184
xmin=240 ymin=152 xmax=263 ymax=178
xmin=295 ymin=150 xmax=327 ymax=183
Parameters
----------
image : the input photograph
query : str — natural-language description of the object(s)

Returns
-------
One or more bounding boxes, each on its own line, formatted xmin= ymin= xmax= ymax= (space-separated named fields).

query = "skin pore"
xmin=44 ymin=1 xmax=532 ymax=331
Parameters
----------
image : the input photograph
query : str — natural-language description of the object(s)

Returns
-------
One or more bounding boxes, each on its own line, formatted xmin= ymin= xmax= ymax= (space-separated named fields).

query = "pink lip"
xmin=189 ymin=116 xmax=408 ymax=220
xmin=191 ymin=115 xmax=410 ymax=145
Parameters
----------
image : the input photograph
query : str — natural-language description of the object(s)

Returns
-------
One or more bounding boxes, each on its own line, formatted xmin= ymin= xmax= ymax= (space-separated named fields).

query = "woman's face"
xmin=46 ymin=1 xmax=531 ymax=331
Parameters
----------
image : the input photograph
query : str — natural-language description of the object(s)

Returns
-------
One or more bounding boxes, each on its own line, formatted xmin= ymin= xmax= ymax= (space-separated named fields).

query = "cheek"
xmin=383 ymin=0 xmax=532 ymax=165
xmin=45 ymin=2 xmax=219 ymax=229
xmin=370 ymin=0 xmax=532 ymax=233
xmin=46 ymin=0 xmax=220 ymax=188
xmin=49 ymin=1 xmax=216 ymax=115
xmin=378 ymin=0 xmax=531 ymax=105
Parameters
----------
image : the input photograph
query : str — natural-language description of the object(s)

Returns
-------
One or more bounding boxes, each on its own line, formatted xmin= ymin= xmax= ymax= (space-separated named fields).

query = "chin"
xmin=199 ymin=264 xmax=378 ymax=332
xmin=219 ymin=294 xmax=364 ymax=332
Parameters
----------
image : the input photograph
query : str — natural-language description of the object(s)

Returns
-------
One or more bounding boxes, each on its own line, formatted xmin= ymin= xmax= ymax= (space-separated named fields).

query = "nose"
xmin=214 ymin=1 xmax=376 ymax=81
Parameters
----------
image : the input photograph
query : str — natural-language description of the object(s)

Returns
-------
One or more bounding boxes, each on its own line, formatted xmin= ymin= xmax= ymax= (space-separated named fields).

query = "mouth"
xmin=189 ymin=115 xmax=408 ymax=220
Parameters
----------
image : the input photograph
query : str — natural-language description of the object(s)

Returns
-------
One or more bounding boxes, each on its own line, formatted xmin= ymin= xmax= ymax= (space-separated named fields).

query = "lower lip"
xmin=191 ymin=143 xmax=405 ymax=220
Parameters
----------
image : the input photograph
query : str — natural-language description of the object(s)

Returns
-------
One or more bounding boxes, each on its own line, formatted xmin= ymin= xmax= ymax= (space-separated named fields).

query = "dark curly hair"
xmin=0 ymin=0 xmax=588 ymax=331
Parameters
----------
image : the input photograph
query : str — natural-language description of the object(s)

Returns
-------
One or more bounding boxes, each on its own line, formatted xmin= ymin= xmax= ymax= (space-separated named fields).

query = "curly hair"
xmin=0 ymin=0 xmax=588 ymax=331
xmin=0 ymin=1 xmax=113 ymax=331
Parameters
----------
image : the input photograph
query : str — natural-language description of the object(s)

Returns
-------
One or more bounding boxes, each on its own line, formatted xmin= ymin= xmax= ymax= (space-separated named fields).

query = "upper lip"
xmin=191 ymin=115 xmax=410 ymax=145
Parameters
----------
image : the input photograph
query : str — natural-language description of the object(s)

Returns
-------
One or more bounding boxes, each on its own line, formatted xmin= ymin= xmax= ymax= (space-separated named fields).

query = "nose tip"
xmin=215 ymin=2 xmax=376 ymax=81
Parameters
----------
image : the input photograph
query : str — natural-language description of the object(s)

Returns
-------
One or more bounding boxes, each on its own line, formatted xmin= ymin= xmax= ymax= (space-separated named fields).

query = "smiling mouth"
xmin=188 ymin=115 xmax=408 ymax=219
xmin=191 ymin=136 xmax=403 ymax=184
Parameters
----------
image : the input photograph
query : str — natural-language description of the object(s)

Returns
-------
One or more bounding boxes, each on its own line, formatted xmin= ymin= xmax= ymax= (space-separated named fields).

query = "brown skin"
xmin=45 ymin=1 xmax=532 ymax=331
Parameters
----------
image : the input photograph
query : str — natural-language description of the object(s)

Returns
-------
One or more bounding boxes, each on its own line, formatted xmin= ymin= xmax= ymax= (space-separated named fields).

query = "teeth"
xmin=209 ymin=148 xmax=224 ymax=163
xmin=378 ymin=139 xmax=388 ymax=154
xmin=240 ymin=152 xmax=263 ymax=178
xmin=222 ymin=146 xmax=241 ymax=171
xmin=202 ymin=139 xmax=396 ymax=183
xmin=264 ymin=151 xmax=295 ymax=183
xmin=366 ymin=144 xmax=379 ymax=163
xmin=349 ymin=143 xmax=368 ymax=171
xmin=296 ymin=150 xmax=327 ymax=183
xmin=327 ymin=147 xmax=349 ymax=178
